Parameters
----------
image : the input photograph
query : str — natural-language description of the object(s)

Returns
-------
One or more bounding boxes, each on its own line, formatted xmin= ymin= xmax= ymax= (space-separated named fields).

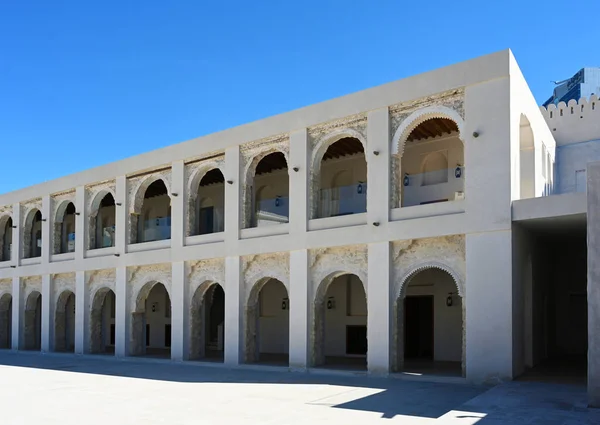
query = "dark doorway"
xmin=346 ymin=325 xmax=367 ymax=355
xmin=404 ymin=296 xmax=434 ymax=359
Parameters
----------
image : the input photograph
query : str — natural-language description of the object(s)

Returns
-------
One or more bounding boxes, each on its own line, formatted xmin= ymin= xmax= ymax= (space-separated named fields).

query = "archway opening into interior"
xmin=250 ymin=152 xmax=289 ymax=227
xmin=90 ymin=288 xmax=116 ymax=355
xmin=131 ymin=282 xmax=171 ymax=358
xmin=26 ymin=210 xmax=43 ymax=259
xmin=313 ymin=273 xmax=367 ymax=370
xmin=194 ymin=169 xmax=225 ymax=235
xmin=396 ymin=268 xmax=464 ymax=377
xmin=190 ymin=282 xmax=224 ymax=362
xmin=245 ymin=278 xmax=289 ymax=366
xmin=0 ymin=294 xmax=12 ymax=349
xmin=1 ymin=217 xmax=13 ymax=262
xmin=401 ymin=118 xmax=463 ymax=207
xmin=136 ymin=180 xmax=171 ymax=244
xmin=55 ymin=203 xmax=76 ymax=254
xmin=91 ymin=193 xmax=116 ymax=249
xmin=317 ymin=138 xmax=366 ymax=218
xmin=24 ymin=291 xmax=42 ymax=350
xmin=54 ymin=290 xmax=76 ymax=352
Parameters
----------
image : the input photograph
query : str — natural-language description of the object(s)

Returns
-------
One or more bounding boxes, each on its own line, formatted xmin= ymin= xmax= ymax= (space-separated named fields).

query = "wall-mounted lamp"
xmin=116 ymin=202 xmax=122 ymax=206
xmin=293 ymin=167 xmax=299 ymax=172
xmin=372 ymin=222 xmax=380 ymax=227
xmin=151 ymin=302 xmax=159 ymax=313
xmin=326 ymin=296 xmax=336 ymax=310
xmin=472 ymin=131 xmax=480 ymax=138
xmin=403 ymin=173 xmax=410 ymax=187
xmin=10 ymin=265 xmax=16 ymax=268
xmin=41 ymin=218 xmax=47 ymax=222
xmin=275 ymin=195 xmax=282 ymax=207
xmin=454 ymin=165 xmax=463 ymax=179
xmin=357 ymin=182 xmax=364 ymax=194
xmin=446 ymin=292 xmax=454 ymax=307
xmin=281 ymin=297 xmax=289 ymax=310
xmin=171 ymin=193 xmax=178 ymax=197
xmin=11 ymin=225 xmax=17 ymax=229
xmin=114 ymin=253 xmax=120 ymax=257
xmin=227 ymin=180 xmax=234 ymax=185
xmin=373 ymin=150 xmax=379 ymax=156
xmin=75 ymin=212 xmax=81 ymax=216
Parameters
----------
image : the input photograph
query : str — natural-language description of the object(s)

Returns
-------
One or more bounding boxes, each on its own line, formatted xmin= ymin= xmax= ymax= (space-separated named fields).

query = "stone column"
xmin=170 ymin=161 xmax=185 ymax=250
xmin=367 ymin=242 xmax=391 ymax=375
xmin=74 ymin=271 xmax=88 ymax=354
xmin=224 ymin=256 xmax=241 ymax=365
xmin=170 ymin=261 xmax=188 ymax=360
xmin=11 ymin=277 xmax=21 ymax=350
xmin=11 ymin=203 xmax=20 ymax=266
xmin=114 ymin=266 xmax=129 ymax=357
xmin=289 ymin=249 xmax=309 ymax=369
xmin=115 ymin=176 xmax=127 ymax=255
xmin=41 ymin=274 xmax=52 ymax=352
xmin=75 ymin=186 xmax=86 ymax=260
xmin=289 ymin=129 xmax=309 ymax=235
xmin=586 ymin=161 xmax=600 ymax=407
xmin=367 ymin=108 xmax=390 ymax=226
xmin=224 ymin=146 xmax=241 ymax=244
xmin=465 ymin=231 xmax=513 ymax=384
xmin=41 ymin=196 xmax=51 ymax=263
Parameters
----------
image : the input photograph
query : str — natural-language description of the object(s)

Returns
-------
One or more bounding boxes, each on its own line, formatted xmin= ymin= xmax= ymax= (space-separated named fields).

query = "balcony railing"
xmin=254 ymin=196 xmax=289 ymax=227
xmin=402 ymin=167 xmax=464 ymax=207
xmin=318 ymin=183 xmax=367 ymax=218
xmin=140 ymin=217 xmax=171 ymax=243
xmin=101 ymin=226 xmax=115 ymax=248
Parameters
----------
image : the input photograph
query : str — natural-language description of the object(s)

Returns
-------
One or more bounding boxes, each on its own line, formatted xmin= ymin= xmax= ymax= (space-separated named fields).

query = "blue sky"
xmin=1 ymin=0 xmax=598 ymax=194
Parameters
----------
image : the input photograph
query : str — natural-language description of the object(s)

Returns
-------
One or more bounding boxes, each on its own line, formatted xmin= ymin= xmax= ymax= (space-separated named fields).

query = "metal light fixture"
xmin=446 ymin=292 xmax=454 ymax=307
xmin=326 ymin=296 xmax=336 ymax=310
xmin=171 ymin=193 xmax=178 ymax=197
xmin=357 ymin=182 xmax=364 ymax=194
xmin=373 ymin=150 xmax=379 ymax=156
xmin=293 ymin=167 xmax=299 ymax=172
xmin=373 ymin=222 xmax=380 ymax=227
xmin=472 ymin=131 xmax=480 ymax=138
xmin=455 ymin=165 xmax=462 ymax=179
xmin=116 ymin=202 xmax=122 ymax=206
xmin=227 ymin=180 xmax=234 ymax=185
xmin=151 ymin=302 xmax=159 ymax=313
xmin=403 ymin=173 xmax=410 ymax=187
xmin=281 ymin=297 xmax=288 ymax=310
xmin=275 ymin=195 xmax=282 ymax=207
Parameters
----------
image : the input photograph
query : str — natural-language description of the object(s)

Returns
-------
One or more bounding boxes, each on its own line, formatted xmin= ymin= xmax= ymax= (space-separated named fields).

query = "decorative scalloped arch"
xmin=310 ymin=128 xmax=367 ymax=171
xmin=396 ymin=260 xmax=464 ymax=299
xmin=130 ymin=174 xmax=172 ymax=215
xmin=391 ymin=106 xmax=465 ymax=156
xmin=314 ymin=270 xmax=367 ymax=304
xmin=133 ymin=280 xmax=172 ymax=313
xmin=187 ymin=163 xmax=225 ymax=203
xmin=246 ymin=276 xmax=288 ymax=305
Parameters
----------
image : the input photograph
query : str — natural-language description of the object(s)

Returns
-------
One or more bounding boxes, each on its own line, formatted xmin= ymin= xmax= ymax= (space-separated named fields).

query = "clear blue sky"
xmin=1 ymin=0 xmax=598 ymax=194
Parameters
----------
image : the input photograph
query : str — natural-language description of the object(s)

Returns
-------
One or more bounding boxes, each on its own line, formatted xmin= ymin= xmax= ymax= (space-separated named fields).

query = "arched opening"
xmin=395 ymin=268 xmax=464 ymax=377
xmin=25 ymin=210 xmax=43 ymax=259
xmin=55 ymin=202 xmax=76 ymax=254
xmin=131 ymin=282 xmax=171 ymax=358
xmin=0 ymin=217 xmax=13 ymax=262
xmin=193 ymin=169 xmax=225 ymax=235
xmin=91 ymin=193 xmax=116 ymax=249
xmin=136 ymin=180 xmax=171 ymax=244
xmin=24 ymin=291 xmax=42 ymax=350
xmin=89 ymin=288 xmax=116 ymax=354
xmin=520 ymin=115 xmax=535 ymax=199
xmin=54 ymin=290 xmax=76 ymax=352
xmin=248 ymin=152 xmax=289 ymax=227
xmin=189 ymin=282 xmax=224 ymax=361
xmin=244 ymin=278 xmax=289 ymax=365
xmin=317 ymin=138 xmax=366 ymax=218
xmin=0 ymin=294 xmax=12 ymax=349
xmin=401 ymin=118 xmax=463 ymax=207
xmin=312 ymin=273 xmax=367 ymax=370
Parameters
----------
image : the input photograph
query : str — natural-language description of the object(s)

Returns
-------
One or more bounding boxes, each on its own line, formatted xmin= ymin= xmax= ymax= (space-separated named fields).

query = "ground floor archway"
xmin=244 ymin=278 xmax=289 ymax=365
xmin=54 ymin=290 xmax=75 ymax=352
xmin=394 ymin=267 xmax=464 ymax=377
xmin=312 ymin=273 xmax=367 ymax=370
xmin=132 ymin=282 xmax=171 ymax=358
xmin=90 ymin=288 xmax=116 ymax=354
xmin=0 ymin=294 xmax=12 ymax=349
xmin=24 ymin=291 xmax=42 ymax=351
xmin=189 ymin=282 xmax=224 ymax=361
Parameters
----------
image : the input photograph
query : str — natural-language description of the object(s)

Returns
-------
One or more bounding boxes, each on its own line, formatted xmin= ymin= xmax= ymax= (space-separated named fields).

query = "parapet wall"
xmin=541 ymin=96 xmax=600 ymax=145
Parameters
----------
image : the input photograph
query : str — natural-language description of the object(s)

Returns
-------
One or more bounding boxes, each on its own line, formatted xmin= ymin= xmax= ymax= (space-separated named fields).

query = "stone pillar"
xmin=75 ymin=186 xmax=86 ymax=260
xmin=224 ymin=256 xmax=241 ymax=365
xmin=114 ymin=266 xmax=129 ymax=357
xmin=74 ymin=271 xmax=88 ymax=354
xmin=11 ymin=203 xmax=20 ymax=266
xmin=170 ymin=161 xmax=185 ymax=250
xmin=466 ymin=231 xmax=513 ymax=384
xmin=41 ymin=274 xmax=52 ymax=352
xmin=289 ymin=249 xmax=309 ymax=369
xmin=367 ymin=108 xmax=390 ymax=226
xmin=367 ymin=242 xmax=391 ymax=375
xmin=115 ymin=176 xmax=127 ymax=255
xmin=586 ymin=161 xmax=600 ymax=407
xmin=224 ymin=146 xmax=240 ymax=243
xmin=170 ymin=261 xmax=188 ymax=360
xmin=41 ymin=196 xmax=51 ymax=263
xmin=11 ymin=277 xmax=20 ymax=350
xmin=289 ymin=129 xmax=309 ymax=235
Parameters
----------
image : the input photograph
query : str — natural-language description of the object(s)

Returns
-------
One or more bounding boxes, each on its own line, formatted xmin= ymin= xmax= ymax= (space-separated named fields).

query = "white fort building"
xmin=1 ymin=50 xmax=599 ymax=404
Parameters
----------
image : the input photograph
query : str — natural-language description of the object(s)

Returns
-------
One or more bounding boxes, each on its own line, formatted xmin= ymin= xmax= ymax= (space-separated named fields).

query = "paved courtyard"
xmin=0 ymin=351 xmax=598 ymax=424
